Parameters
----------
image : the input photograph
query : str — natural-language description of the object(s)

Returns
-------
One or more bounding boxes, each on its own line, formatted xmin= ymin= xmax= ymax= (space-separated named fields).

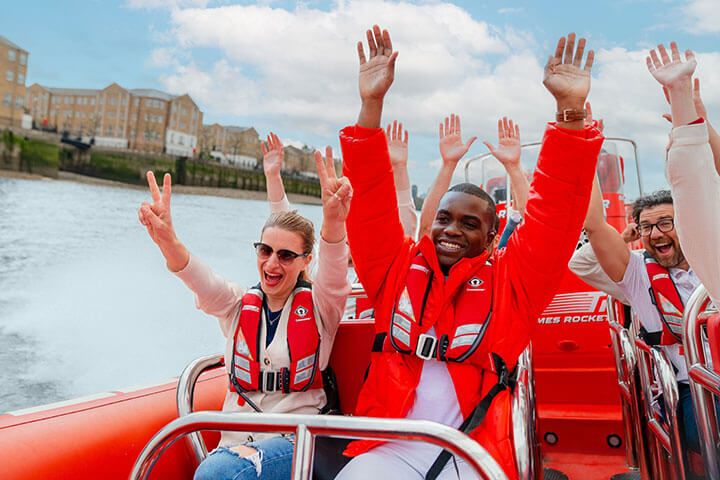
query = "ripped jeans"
xmin=194 ymin=436 xmax=294 ymax=480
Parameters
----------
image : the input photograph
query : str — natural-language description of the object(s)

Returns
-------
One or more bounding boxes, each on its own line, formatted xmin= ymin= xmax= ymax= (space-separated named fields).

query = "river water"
xmin=0 ymin=177 xmax=322 ymax=412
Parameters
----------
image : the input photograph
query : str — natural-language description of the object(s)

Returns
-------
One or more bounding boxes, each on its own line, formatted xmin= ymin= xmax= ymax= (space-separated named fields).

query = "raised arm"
xmin=649 ymin=43 xmax=720 ymax=304
xmin=483 ymin=117 xmax=529 ymax=214
xmin=386 ymin=120 xmax=418 ymax=238
xmin=139 ymin=171 xmax=243 ymax=334
xmin=261 ymin=132 xmax=291 ymax=212
xmin=579 ymin=176 xmax=631 ymax=282
xmin=418 ymin=114 xmax=477 ymax=238
xmin=313 ymin=146 xmax=352 ymax=336
xmin=500 ymin=33 xmax=604 ymax=316
xmin=664 ymin=78 xmax=720 ymax=176
xmin=342 ymin=25 xmax=408 ymax=303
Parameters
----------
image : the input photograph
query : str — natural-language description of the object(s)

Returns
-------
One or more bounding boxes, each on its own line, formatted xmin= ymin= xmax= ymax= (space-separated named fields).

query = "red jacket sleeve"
xmin=340 ymin=125 xmax=410 ymax=305
xmin=491 ymin=123 xmax=603 ymax=362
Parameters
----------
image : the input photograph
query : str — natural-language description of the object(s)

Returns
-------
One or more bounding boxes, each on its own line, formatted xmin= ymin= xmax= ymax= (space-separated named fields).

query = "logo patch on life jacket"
xmin=295 ymin=305 xmax=308 ymax=317
xmin=467 ymin=277 xmax=485 ymax=291
xmin=468 ymin=277 xmax=483 ymax=287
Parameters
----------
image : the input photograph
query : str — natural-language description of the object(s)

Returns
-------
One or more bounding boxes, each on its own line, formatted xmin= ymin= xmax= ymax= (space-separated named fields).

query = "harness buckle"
xmin=260 ymin=371 xmax=278 ymax=393
xmin=416 ymin=333 xmax=438 ymax=361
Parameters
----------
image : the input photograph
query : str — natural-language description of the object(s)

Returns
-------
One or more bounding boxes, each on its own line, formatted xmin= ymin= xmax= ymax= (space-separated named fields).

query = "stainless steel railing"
xmin=606 ymin=297 xmax=651 ymax=478
xmin=176 ymin=353 xmax=225 ymax=463
xmin=512 ymin=345 xmax=540 ymax=480
xmin=634 ymin=335 xmax=686 ymax=480
xmin=683 ymin=284 xmax=720 ymax=479
xmin=129 ymin=412 xmax=509 ymax=480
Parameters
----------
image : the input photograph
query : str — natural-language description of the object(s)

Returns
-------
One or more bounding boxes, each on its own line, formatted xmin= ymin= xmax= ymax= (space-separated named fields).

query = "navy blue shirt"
xmin=265 ymin=306 xmax=282 ymax=347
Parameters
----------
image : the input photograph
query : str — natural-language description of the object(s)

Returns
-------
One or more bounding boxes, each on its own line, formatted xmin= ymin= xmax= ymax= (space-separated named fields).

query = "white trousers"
xmin=335 ymin=441 xmax=481 ymax=480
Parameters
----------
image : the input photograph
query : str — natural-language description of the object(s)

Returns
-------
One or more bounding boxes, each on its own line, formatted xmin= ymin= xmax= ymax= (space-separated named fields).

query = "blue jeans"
xmin=194 ymin=436 xmax=294 ymax=480
xmin=679 ymin=383 xmax=700 ymax=453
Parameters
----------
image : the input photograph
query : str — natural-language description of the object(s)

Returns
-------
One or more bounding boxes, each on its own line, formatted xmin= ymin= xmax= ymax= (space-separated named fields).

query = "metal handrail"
xmin=606 ymin=297 xmax=641 ymax=472
xmin=683 ymin=284 xmax=720 ymax=479
xmin=634 ymin=335 xmax=686 ymax=480
xmin=176 ymin=353 xmax=225 ymax=463
xmin=462 ymin=137 xmax=644 ymax=200
xmin=512 ymin=345 xmax=540 ymax=480
xmin=129 ymin=412 xmax=508 ymax=480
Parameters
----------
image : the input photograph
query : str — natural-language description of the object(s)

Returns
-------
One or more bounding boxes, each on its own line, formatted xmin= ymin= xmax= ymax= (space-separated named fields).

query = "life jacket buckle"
xmin=260 ymin=370 xmax=279 ymax=393
xmin=416 ymin=333 xmax=438 ymax=360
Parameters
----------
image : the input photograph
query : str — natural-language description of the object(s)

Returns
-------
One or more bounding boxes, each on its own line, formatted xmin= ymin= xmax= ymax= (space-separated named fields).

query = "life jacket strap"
xmin=424 ymin=352 xmax=516 ymax=480
xmin=372 ymin=332 xmax=450 ymax=361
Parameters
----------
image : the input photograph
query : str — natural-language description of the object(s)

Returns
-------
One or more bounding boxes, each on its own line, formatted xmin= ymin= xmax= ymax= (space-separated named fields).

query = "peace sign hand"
xmin=315 ymin=146 xmax=352 ymax=243
xmin=138 ymin=171 xmax=189 ymax=271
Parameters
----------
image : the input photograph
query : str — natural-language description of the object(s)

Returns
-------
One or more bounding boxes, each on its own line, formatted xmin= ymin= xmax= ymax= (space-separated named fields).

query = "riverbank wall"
xmin=0 ymin=129 xmax=321 ymax=198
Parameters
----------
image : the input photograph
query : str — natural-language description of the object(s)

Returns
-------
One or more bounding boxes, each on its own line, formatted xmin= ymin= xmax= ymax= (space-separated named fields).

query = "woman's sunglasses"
xmin=253 ymin=242 xmax=310 ymax=265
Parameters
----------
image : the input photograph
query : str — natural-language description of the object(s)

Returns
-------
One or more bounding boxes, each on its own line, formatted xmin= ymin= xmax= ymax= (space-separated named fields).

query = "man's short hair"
xmin=447 ymin=183 xmax=498 ymax=233
xmin=631 ymin=190 xmax=673 ymax=224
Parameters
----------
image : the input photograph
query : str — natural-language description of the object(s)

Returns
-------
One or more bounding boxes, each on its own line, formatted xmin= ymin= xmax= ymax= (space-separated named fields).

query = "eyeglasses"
xmin=253 ymin=242 xmax=309 ymax=265
xmin=638 ymin=218 xmax=674 ymax=237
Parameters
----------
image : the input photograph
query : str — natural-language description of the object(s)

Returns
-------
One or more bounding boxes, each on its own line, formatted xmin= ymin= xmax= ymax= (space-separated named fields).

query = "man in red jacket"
xmin=336 ymin=25 xmax=603 ymax=479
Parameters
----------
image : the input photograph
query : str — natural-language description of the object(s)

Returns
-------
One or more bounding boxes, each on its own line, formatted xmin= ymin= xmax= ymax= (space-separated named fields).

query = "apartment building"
xmin=200 ymin=123 xmax=260 ymax=166
xmin=26 ymin=83 xmax=202 ymax=155
xmin=0 ymin=36 xmax=28 ymax=127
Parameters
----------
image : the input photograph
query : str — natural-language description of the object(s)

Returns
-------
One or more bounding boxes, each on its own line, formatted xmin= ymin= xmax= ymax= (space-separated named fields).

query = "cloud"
xmin=151 ymin=1 xmax=720 ymax=192
xmin=683 ymin=0 xmax=720 ymax=34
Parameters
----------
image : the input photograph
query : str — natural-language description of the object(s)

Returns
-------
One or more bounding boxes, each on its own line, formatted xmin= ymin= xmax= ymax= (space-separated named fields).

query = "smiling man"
xmin=570 ymin=178 xmax=702 ymax=454
xmin=336 ymin=25 xmax=603 ymax=479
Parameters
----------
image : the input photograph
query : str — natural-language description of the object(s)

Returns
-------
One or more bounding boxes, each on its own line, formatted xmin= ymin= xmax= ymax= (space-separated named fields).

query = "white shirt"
xmin=384 ymin=327 xmax=464 ymax=464
xmin=617 ymin=251 xmax=700 ymax=383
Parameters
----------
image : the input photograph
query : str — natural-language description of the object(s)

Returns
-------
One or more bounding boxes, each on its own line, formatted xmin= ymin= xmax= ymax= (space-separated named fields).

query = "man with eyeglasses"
xmin=570 ymin=181 xmax=703 ymax=454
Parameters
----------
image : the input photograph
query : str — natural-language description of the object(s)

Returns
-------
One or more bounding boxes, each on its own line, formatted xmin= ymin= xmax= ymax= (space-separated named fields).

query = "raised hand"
xmin=139 ymin=171 xmax=188 ymax=271
xmin=544 ymin=33 xmax=594 ymax=113
xmin=646 ymin=42 xmax=696 ymax=89
xmin=357 ymin=25 xmax=398 ymax=102
xmin=439 ymin=114 xmax=477 ymax=166
xmin=386 ymin=120 xmax=409 ymax=169
xmin=261 ymin=132 xmax=284 ymax=177
xmin=585 ymin=102 xmax=605 ymax=132
xmin=315 ymin=147 xmax=352 ymax=243
xmin=483 ymin=117 xmax=521 ymax=169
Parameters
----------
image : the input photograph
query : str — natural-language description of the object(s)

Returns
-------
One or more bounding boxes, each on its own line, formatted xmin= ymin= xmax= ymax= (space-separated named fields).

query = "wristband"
xmin=556 ymin=109 xmax=587 ymax=123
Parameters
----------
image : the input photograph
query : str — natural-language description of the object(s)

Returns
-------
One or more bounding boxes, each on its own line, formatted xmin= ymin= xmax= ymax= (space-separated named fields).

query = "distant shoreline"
xmin=0 ymin=169 xmax=323 ymax=205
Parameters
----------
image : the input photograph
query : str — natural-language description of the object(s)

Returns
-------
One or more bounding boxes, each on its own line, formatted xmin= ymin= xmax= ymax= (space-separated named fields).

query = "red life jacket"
xmin=644 ymin=253 xmax=711 ymax=347
xmin=374 ymin=254 xmax=495 ymax=364
xmin=229 ymin=282 xmax=323 ymax=394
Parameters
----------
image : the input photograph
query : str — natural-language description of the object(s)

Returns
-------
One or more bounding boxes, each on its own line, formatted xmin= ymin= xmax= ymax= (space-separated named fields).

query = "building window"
xmin=17 ymin=73 xmax=24 ymax=84
xmin=8 ymin=50 xmax=16 ymax=62
xmin=90 ymin=98 xmax=95 ymax=106
xmin=3 ymin=94 xmax=10 ymax=106
xmin=6 ymin=71 xmax=13 ymax=82
xmin=108 ymin=111 xmax=114 ymax=118
xmin=19 ymin=53 xmax=26 ymax=65
xmin=64 ymin=96 xmax=71 ymax=104
xmin=107 ymin=126 xmax=113 ymax=136
xmin=15 ymin=96 xmax=23 ymax=107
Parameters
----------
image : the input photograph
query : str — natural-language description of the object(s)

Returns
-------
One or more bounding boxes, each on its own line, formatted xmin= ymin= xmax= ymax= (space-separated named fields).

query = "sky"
xmin=4 ymin=0 xmax=720 ymax=193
